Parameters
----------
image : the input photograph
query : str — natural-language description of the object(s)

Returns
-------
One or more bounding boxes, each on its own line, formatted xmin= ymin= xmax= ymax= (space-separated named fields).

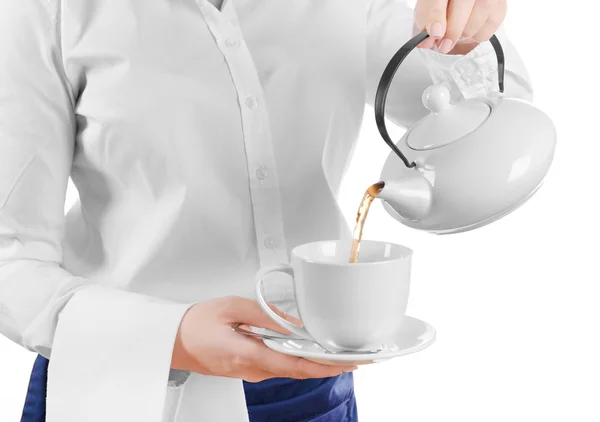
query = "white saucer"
xmin=257 ymin=316 xmax=436 ymax=366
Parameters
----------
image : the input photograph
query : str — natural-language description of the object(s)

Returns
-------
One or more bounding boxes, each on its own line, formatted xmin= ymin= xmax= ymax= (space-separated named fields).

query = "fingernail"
xmin=427 ymin=22 xmax=445 ymax=38
xmin=438 ymin=38 xmax=454 ymax=54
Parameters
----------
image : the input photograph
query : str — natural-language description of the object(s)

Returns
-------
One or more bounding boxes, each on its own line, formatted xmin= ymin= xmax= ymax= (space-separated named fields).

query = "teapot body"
xmin=380 ymin=96 xmax=557 ymax=234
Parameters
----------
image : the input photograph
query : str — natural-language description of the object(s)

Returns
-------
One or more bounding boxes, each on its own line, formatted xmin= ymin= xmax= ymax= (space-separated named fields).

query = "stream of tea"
xmin=349 ymin=182 xmax=385 ymax=263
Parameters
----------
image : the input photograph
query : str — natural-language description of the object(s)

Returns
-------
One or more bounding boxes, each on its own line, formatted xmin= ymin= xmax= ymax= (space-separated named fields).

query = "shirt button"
xmin=225 ymin=38 xmax=239 ymax=48
xmin=264 ymin=237 xmax=276 ymax=249
xmin=245 ymin=96 xmax=258 ymax=109
xmin=256 ymin=166 xmax=269 ymax=180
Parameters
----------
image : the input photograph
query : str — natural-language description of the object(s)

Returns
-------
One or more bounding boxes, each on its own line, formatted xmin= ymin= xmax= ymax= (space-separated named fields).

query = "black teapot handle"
xmin=374 ymin=31 xmax=506 ymax=168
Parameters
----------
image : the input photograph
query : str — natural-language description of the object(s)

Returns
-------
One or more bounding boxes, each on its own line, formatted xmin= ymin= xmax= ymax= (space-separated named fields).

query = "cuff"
xmin=46 ymin=283 xmax=195 ymax=422
xmin=419 ymin=41 xmax=499 ymax=101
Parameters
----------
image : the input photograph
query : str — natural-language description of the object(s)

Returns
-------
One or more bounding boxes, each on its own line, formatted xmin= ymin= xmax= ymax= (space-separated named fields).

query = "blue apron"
xmin=22 ymin=355 xmax=357 ymax=421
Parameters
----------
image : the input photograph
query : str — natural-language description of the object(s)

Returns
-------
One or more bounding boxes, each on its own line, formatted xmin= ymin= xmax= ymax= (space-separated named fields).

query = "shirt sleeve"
xmin=367 ymin=0 xmax=534 ymax=129
xmin=0 ymin=1 xmax=194 ymax=421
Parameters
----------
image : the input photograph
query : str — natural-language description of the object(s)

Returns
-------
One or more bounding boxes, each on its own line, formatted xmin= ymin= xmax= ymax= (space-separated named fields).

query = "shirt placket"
xmin=197 ymin=1 xmax=289 ymax=271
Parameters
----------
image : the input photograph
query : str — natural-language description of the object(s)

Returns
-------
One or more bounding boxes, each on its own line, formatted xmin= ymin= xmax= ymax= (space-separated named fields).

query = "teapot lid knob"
xmin=422 ymin=84 xmax=452 ymax=113
xmin=408 ymin=82 xmax=491 ymax=150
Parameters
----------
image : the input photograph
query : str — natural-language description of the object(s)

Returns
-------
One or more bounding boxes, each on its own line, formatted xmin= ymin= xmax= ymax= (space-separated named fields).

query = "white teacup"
xmin=255 ymin=240 xmax=412 ymax=353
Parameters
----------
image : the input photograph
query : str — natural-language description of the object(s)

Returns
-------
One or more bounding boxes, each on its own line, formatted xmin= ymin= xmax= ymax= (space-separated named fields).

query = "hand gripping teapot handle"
xmin=374 ymin=31 xmax=506 ymax=169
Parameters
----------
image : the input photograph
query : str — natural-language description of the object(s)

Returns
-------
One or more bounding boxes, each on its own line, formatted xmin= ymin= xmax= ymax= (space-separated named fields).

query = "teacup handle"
xmin=255 ymin=265 xmax=314 ymax=341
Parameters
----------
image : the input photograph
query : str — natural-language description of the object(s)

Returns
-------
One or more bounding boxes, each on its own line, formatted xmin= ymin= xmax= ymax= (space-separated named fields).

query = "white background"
xmin=2 ymin=1 xmax=599 ymax=421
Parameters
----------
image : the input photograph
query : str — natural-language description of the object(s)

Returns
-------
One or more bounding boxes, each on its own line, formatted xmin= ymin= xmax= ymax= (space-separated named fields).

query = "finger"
xmin=273 ymin=306 xmax=302 ymax=326
xmin=438 ymin=0 xmax=476 ymax=54
xmin=218 ymin=349 xmax=285 ymax=383
xmin=249 ymin=342 xmax=356 ymax=379
xmin=242 ymin=364 xmax=357 ymax=383
xmin=413 ymin=23 xmax=437 ymax=49
xmin=222 ymin=296 xmax=298 ymax=335
xmin=264 ymin=303 xmax=303 ymax=332
xmin=238 ymin=369 xmax=281 ymax=383
xmin=461 ymin=0 xmax=497 ymax=40
xmin=241 ymin=364 xmax=355 ymax=383
xmin=414 ymin=0 xmax=450 ymax=40
xmin=418 ymin=37 xmax=438 ymax=49
xmin=471 ymin=1 xmax=507 ymax=43
xmin=447 ymin=39 xmax=480 ymax=55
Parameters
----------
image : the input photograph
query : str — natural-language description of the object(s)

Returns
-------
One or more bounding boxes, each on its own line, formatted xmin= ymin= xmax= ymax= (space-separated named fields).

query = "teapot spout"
xmin=378 ymin=176 xmax=433 ymax=221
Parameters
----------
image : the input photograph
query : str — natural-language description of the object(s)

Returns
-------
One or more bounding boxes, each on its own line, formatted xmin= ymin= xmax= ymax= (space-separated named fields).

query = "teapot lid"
xmin=407 ymin=84 xmax=491 ymax=151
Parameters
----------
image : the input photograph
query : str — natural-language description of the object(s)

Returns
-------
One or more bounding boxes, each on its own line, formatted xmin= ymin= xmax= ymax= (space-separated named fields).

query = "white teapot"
xmin=375 ymin=31 xmax=556 ymax=234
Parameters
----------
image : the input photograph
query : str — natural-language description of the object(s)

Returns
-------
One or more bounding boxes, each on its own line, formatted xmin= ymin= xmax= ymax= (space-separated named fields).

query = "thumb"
xmin=414 ymin=0 xmax=449 ymax=40
xmin=223 ymin=296 xmax=301 ymax=335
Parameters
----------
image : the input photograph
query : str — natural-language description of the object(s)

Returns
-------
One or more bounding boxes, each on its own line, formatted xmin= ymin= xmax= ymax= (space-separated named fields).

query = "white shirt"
xmin=0 ymin=0 xmax=532 ymax=420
